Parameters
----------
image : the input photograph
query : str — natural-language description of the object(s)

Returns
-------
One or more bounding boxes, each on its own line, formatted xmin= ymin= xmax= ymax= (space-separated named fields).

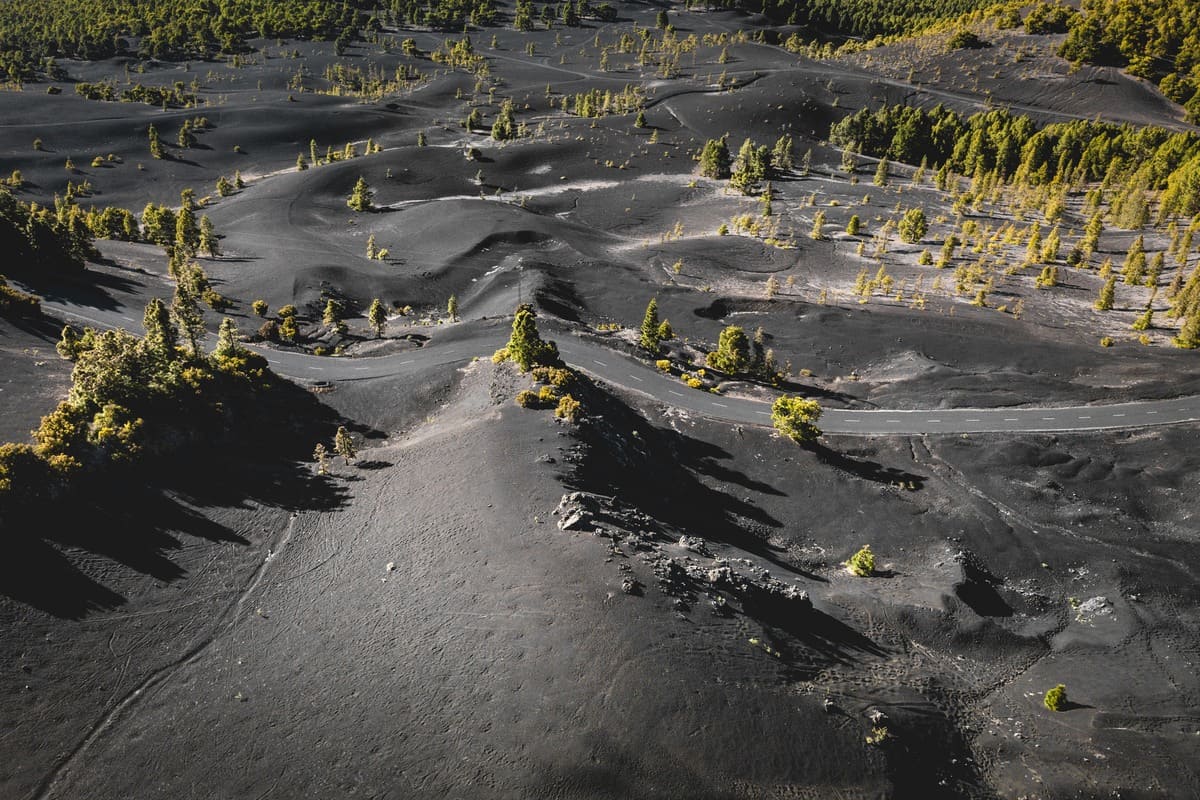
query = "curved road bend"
xmin=41 ymin=301 xmax=1200 ymax=436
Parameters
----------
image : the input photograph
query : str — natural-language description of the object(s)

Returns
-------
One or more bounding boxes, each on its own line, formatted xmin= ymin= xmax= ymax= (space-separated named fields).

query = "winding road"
xmin=39 ymin=297 xmax=1200 ymax=436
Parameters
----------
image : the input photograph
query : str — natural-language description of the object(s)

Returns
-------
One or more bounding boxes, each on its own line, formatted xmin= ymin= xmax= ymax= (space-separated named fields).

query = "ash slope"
xmin=10 ymin=362 xmax=1199 ymax=800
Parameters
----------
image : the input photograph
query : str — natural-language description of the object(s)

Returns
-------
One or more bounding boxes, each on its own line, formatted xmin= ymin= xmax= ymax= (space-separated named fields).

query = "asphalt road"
xmin=38 ymin=298 xmax=1200 ymax=436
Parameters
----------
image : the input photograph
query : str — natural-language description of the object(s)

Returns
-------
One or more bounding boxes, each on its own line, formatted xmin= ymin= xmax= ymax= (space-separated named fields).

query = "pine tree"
xmin=323 ymin=299 xmax=347 ymax=335
xmin=799 ymin=148 xmax=812 ymax=176
xmin=771 ymin=134 xmax=793 ymax=172
xmin=213 ymin=317 xmax=243 ymax=359
xmin=313 ymin=442 xmax=329 ymax=475
xmin=1095 ymin=276 xmax=1116 ymax=310
xmin=280 ymin=314 xmax=299 ymax=342
xmin=898 ymin=208 xmax=928 ymax=243
xmin=347 ymin=176 xmax=372 ymax=211
xmin=297 ymin=153 xmax=308 ymax=171
xmin=810 ymin=209 xmax=826 ymax=240
xmin=730 ymin=139 xmax=768 ymax=195
xmin=842 ymin=144 xmax=859 ymax=174
xmin=368 ymin=298 xmax=387 ymax=337
xmin=491 ymin=100 xmax=516 ymax=141
xmin=1041 ymin=226 xmax=1061 ymax=263
xmin=447 ymin=294 xmax=459 ymax=321
xmin=148 ymin=124 xmax=163 ymax=159
xmin=873 ymin=157 xmax=889 ymax=187
xmin=771 ymin=395 xmax=822 ymax=443
xmin=310 ymin=138 xmax=319 ymax=165
xmin=177 ymin=120 xmax=195 ymax=149
xmin=1174 ymin=309 xmax=1200 ymax=348
xmin=1131 ymin=307 xmax=1153 ymax=331
xmin=1036 ymin=264 xmax=1058 ymax=288
xmin=216 ymin=175 xmax=233 ymax=197
xmin=333 ymin=426 xmax=357 ymax=464
xmin=198 ymin=215 xmax=218 ymax=257
xmin=1080 ymin=210 xmax=1103 ymax=260
xmin=698 ymin=137 xmax=731 ymax=179
xmin=498 ymin=304 xmax=558 ymax=371
xmin=639 ymin=297 xmax=661 ymax=353
xmin=846 ymin=215 xmax=862 ymax=236
xmin=706 ymin=325 xmax=751 ymax=374
xmin=174 ymin=206 xmax=199 ymax=255
xmin=1025 ymin=224 xmax=1042 ymax=266
xmin=141 ymin=297 xmax=177 ymax=363
xmin=1146 ymin=252 xmax=1164 ymax=287
xmin=171 ymin=271 xmax=205 ymax=356
xmin=1122 ymin=235 xmax=1146 ymax=285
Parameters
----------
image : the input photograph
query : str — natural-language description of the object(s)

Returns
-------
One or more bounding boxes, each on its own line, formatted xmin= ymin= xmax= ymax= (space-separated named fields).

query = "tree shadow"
xmin=24 ymin=268 xmax=147 ymax=314
xmin=7 ymin=310 xmax=65 ymax=341
xmin=807 ymin=442 xmax=926 ymax=489
xmin=568 ymin=379 xmax=801 ymax=573
xmin=1057 ymin=699 xmax=1095 ymax=711
xmin=0 ymin=536 xmax=126 ymax=618
xmin=0 ymin=375 xmax=362 ymax=619
xmin=765 ymin=605 xmax=890 ymax=671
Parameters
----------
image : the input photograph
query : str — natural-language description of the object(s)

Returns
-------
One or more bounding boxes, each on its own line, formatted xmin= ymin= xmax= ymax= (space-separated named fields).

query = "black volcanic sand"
xmin=3 ymin=3 xmax=1200 ymax=799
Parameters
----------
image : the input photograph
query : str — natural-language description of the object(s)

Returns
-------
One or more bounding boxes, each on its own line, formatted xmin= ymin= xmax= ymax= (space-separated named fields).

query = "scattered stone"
xmin=1076 ymin=595 xmax=1114 ymax=622
xmin=621 ymin=577 xmax=642 ymax=595
xmin=385 ymin=561 xmax=395 ymax=572
xmin=678 ymin=535 xmax=711 ymax=556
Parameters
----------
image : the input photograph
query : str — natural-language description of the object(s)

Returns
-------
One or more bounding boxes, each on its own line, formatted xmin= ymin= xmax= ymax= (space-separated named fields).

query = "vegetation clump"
xmin=1043 ymin=684 xmax=1068 ymax=711
xmin=494 ymin=304 xmax=559 ymax=372
xmin=771 ymin=395 xmax=822 ymax=443
xmin=845 ymin=544 xmax=875 ymax=577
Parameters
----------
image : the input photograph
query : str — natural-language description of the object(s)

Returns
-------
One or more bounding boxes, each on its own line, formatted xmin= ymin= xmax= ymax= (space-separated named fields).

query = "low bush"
xmin=1043 ymin=684 xmax=1067 ymax=711
xmin=554 ymin=394 xmax=582 ymax=422
xmin=846 ymin=544 xmax=875 ymax=577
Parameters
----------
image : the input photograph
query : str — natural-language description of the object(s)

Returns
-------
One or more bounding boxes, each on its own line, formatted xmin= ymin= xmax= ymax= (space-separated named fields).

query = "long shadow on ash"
xmin=567 ymin=379 xmax=799 ymax=574
xmin=0 ymin=378 xmax=363 ymax=619
xmin=752 ymin=599 xmax=890 ymax=674
xmin=24 ymin=269 xmax=149 ymax=314
xmin=809 ymin=442 xmax=926 ymax=490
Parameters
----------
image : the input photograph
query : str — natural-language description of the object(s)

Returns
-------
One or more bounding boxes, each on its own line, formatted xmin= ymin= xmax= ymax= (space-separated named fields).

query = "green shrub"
xmin=554 ymin=394 xmax=582 ymax=422
xmin=1043 ymin=684 xmax=1067 ymax=711
xmin=515 ymin=389 xmax=538 ymax=408
xmin=537 ymin=385 xmax=558 ymax=404
xmin=898 ymin=208 xmax=928 ymax=243
xmin=771 ymin=395 xmax=823 ymax=442
xmin=946 ymin=30 xmax=989 ymax=50
xmin=845 ymin=544 xmax=875 ymax=577
xmin=531 ymin=366 xmax=574 ymax=387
